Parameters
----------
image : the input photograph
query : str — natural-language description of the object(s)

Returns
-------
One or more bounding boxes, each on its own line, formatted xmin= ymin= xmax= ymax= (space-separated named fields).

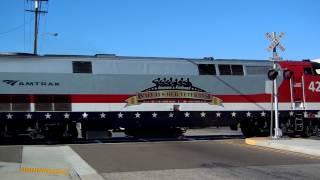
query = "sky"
xmin=0 ymin=0 xmax=319 ymax=60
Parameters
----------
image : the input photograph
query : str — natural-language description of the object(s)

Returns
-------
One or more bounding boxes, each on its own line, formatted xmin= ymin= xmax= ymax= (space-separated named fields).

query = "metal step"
xmin=295 ymin=114 xmax=304 ymax=131
xmin=295 ymin=125 xmax=303 ymax=131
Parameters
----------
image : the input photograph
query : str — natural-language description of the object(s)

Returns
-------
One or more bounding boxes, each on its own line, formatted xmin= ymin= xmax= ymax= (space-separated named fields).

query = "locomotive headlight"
xmin=267 ymin=69 xmax=279 ymax=80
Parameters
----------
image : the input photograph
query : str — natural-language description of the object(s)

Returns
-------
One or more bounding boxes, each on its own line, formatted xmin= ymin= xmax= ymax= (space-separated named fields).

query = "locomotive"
xmin=0 ymin=52 xmax=319 ymax=139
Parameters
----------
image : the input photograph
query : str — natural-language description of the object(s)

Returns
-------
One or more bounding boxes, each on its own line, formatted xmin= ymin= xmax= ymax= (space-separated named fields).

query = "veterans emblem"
xmin=125 ymin=78 xmax=223 ymax=106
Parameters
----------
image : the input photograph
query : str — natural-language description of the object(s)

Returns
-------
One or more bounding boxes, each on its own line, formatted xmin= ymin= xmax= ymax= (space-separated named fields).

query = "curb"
xmin=245 ymin=138 xmax=320 ymax=157
xmin=245 ymin=138 xmax=257 ymax=145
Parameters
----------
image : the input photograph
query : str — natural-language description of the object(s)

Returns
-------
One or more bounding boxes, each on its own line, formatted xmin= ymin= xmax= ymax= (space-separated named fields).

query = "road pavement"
xmin=70 ymin=139 xmax=320 ymax=179
xmin=0 ymin=128 xmax=320 ymax=180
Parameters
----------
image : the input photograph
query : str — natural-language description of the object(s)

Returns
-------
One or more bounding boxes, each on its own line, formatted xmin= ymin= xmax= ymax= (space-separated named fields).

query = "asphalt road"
xmin=0 ymin=145 xmax=22 ymax=163
xmin=70 ymin=139 xmax=320 ymax=180
xmin=0 ymin=127 xmax=320 ymax=180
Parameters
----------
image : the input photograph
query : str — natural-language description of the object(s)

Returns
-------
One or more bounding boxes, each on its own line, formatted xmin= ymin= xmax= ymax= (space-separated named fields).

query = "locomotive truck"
xmin=0 ymin=52 xmax=319 ymax=139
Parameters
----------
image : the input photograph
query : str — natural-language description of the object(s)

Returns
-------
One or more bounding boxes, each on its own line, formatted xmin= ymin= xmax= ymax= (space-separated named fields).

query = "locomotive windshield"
xmin=311 ymin=62 xmax=320 ymax=75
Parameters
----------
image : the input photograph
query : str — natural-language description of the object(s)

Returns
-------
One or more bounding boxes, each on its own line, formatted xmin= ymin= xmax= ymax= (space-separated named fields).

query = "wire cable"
xmin=0 ymin=23 xmax=29 ymax=37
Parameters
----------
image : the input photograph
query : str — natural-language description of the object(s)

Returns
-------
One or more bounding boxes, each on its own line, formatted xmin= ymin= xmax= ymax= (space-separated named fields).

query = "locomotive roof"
xmin=1 ymin=52 xmax=313 ymax=75
xmin=0 ymin=52 xmax=271 ymax=64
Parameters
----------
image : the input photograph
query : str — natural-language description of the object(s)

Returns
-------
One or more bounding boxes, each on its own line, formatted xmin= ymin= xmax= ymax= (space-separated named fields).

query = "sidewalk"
xmin=245 ymin=137 xmax=320 ymax=157
xmin=0 ymin=161 xmax=70 ymax=180
xmin=0 ymin=146 xmax=105 ymax=180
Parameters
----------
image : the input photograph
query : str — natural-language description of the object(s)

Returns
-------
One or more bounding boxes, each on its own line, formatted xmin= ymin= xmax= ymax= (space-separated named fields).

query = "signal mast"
xmin=266 ymin=32 xmax=286 ymax=139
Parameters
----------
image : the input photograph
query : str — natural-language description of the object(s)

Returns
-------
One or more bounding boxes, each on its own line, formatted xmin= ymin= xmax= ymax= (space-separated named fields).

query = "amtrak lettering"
xmin=2 ymin=80 xmax=60 ymax=87
xmin=126 ymin=78 xmax=223 ymax=106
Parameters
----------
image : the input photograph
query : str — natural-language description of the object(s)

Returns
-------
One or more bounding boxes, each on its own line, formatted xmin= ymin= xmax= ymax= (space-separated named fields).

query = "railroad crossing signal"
xmin=266 ymin=32 xmax=285 ymax=60
xmin=265 ymin=32 xmax=286 ymax=139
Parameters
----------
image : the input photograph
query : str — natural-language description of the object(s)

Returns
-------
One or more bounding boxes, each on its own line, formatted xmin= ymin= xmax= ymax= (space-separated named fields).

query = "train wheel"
xmin=314 ymin=125 xmax=319 ymax=136
xmin=0 ymin=124 xmax=6 ymax=139
xmin=240 ymin=121 xmax=254 ymax=138
xmin=301 ymin=125 xmax=312 ymax=138
xmin=229 ymin=123 xmax=239 ymax=131
xmin=287 ymin=132 xmax=296 ymax=138
xmin=42 ymin=124 xmax=66 ymax=140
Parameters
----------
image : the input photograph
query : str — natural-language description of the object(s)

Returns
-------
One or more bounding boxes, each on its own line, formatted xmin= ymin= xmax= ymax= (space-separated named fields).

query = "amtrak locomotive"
xmin=0 ymin=53 xmax=319 ymax=139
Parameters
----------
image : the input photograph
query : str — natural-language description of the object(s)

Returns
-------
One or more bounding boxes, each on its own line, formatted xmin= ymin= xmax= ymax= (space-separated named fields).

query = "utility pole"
xmin=26 ymin=0 xmax=48 ymax=55
xmin=266 ymin=32 xmax=286 ymax=139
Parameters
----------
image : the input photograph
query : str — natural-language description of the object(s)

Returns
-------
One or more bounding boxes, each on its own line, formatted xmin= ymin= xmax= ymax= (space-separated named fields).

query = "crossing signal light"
xmin=268 ymin=69 xmax=278 ymax=80
xmin=283 ymin=70 xmax=293 ymax=80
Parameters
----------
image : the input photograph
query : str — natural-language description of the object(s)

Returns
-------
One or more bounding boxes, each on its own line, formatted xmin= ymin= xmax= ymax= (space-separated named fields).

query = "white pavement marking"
xmin=21 ymin=146 xmax=105 ymax=180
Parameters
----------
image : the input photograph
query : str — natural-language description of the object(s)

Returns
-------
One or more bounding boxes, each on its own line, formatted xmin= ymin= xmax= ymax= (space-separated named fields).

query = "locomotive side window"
xmin=73 ymin=61 xmax=92 ymax=73
xmin=231 ymin=65 xmax=244 ymax=75
xmin=304 ymin=68 xmax=313 ymax=75
xmin=12 ymin=95 xmax=30 ymax=111
xmin=218 ymin=65 xmax=231 ymax=75
xmin=311 ymin=62 xmax=320 ymax=75
xmin=218 ymin=64 xmax=244 ymax=75
xmin=198 ymin=64 xmax=216 ymax=75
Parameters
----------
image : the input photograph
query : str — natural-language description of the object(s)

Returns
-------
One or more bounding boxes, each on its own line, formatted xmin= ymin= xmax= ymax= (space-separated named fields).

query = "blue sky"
xmin=0 ymin=0 xmax=319 ymax=60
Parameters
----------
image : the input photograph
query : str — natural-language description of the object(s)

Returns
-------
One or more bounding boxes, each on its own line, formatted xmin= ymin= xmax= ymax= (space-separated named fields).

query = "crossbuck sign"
xmin=266 ymin=32 xmax=285 ymax=60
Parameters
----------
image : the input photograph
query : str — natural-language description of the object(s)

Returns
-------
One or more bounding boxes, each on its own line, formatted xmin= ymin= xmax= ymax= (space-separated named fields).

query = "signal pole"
xmin=26 ymin=0 xmax=48 ymax=55
xmin=266 ymin=32 xmax=286 ymax=139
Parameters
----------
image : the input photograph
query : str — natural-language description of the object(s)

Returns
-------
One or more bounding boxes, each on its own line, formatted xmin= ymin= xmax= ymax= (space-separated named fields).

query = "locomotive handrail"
xmin=302 ymin=75 xmax=306 ymax=110
xmin=289 ymin=77 xmax=294 ymax=110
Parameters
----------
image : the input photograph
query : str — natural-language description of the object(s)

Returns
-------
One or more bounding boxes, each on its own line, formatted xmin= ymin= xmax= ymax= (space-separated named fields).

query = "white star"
xmin=168 ymin=112 xmax=174 ymax=118
xmin=184 ymin=112 xmax=190 ymax=118
xmin=82 ymin=112 xmax=88 ymax=119
xmin=118 ymin=112 xmax=123 ymax=118
xmin=289 ymin=111 xmax=294 ymax=116
xmin=25 ymin=113 xmax=32 ymax=119
xmin=231 ymin=112 xmax=236 ymax=117
xmin=64 ymin=113 xmax=70 ymax=119
xmin=246 ymin=112 xmax=251 ymax=117
xmin=216 ymin=112 xmax=221 ymax=117
xmin=100 ymin=113 xmax=106 ymax=119
xmin=135 ymin=112 xmax=141 ymax=118
xmin=261 ymin=111 xmax=266 ymax=117
xmin=45 ymin=113 xmax=51 ymax=119
xmin=152 ymin=112 xmax=157 ymax=118
xmin=200 ymin=112 xmax=206 ymax=118
xmin=6 ymin=113 xmax=13 ymax=119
